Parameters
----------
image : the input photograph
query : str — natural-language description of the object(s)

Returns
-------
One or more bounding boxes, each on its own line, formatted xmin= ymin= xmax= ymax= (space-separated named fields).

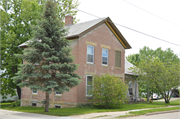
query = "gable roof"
xmin=66 ymin=17 xmax=106 ymax=38
xmin=125 ymin=60 xmax=136 ymax=75
xmin=19 ymin=17 xmax=131 ymax=49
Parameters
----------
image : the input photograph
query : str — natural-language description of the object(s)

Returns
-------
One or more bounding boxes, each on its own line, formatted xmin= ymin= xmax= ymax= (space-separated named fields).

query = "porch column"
xmin=135 ymin=79 xmax=137 ymax=101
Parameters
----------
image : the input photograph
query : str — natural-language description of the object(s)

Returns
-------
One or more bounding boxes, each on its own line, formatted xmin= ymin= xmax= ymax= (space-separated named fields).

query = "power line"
xmin=123 ymin=0 xmax=180 ymax=28
xmin=58 ymin=2 xmax=180 ymax=47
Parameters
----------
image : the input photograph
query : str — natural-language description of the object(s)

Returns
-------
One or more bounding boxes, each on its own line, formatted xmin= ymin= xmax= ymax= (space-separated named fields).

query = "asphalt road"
xmin=0 ymin=109 xmax=74 ymax=119
xmin=1 ymin=109 xmax=180 ymax=119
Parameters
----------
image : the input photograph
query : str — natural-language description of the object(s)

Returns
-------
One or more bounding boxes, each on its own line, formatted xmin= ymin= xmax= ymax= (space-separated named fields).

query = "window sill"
xmin=115 ymin=67 xmax=121 ymax=69
xmin=86 ymin=95 xmax=92 ymax=97
xmin=31 ymin=94 xmax=38 ymax=95
xmin=102 ymin=65 xmax=109 ymax=67
xmin=87 ymin=63 xmax=95 ymax=65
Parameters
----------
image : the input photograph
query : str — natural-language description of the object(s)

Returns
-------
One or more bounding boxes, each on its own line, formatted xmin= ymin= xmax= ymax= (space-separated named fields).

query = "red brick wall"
xmin=75 ymin=23 xmax=125 ymax=103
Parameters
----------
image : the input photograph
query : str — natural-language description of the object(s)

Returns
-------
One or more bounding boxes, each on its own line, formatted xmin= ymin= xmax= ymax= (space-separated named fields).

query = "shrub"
xmin=11 ymin=100 xmax=20 ymax=107
xmin=77 ymin=103 xmax=93 ymax=108
xmin=91 ymin=74 xmax=128 ymax=109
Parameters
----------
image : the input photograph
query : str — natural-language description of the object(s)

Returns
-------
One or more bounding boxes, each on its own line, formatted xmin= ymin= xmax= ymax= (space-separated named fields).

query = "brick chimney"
xmin=65 ymin=15 xmax=73 ymax=26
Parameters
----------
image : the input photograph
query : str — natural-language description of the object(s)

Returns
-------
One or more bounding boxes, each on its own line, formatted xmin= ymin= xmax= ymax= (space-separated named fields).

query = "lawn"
xmin=0 ymin=99 xmax=180 ymax=116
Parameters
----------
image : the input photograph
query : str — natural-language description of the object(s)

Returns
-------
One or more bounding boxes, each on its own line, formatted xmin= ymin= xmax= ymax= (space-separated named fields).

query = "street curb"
xmin=145 ymin=110 xmax=180 ymax=116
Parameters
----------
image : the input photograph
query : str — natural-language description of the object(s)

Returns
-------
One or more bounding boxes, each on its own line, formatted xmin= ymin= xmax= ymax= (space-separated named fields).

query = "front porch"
xmin=125 ymin=74 xmax=139 ymax=102
xmin=125 ymin=60 xmax=140 ymax=102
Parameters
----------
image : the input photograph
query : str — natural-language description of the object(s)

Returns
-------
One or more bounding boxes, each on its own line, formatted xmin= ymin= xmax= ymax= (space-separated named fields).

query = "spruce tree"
xmin=13 ymin=0 xmax=80 ymax=112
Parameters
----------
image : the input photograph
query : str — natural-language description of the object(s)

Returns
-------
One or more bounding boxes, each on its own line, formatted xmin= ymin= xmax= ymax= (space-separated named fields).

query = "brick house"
xmin=19 ymin=16 xmax=135 ymax=108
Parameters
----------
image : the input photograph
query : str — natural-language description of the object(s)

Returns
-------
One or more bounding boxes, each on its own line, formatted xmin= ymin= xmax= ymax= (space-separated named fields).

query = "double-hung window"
xmin=86 ymin=75 xmax=93 ymax=96
xmin=102 ymin=48 xmax=108 ymax=65
xmin=87 ymin=45 xmax=94 ymax=64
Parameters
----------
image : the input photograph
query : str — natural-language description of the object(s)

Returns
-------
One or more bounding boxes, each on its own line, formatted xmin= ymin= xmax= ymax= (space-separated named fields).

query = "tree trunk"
xmin=165 ymin=98 xmax=169 ymax=103
xmin=147 ymin=83 xmax=149 ymax=103
xmin=16 ymin=86 xmax=21 ymax=99
xmin=12 ymin=66 xmax=21 ymax=99
xmin=45 ymin=92 xmax=49 ymax=112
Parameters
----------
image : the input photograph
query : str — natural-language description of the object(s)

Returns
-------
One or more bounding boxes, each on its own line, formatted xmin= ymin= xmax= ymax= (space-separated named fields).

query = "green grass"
xmin=1 ymin=99 xmax=180 ymax=116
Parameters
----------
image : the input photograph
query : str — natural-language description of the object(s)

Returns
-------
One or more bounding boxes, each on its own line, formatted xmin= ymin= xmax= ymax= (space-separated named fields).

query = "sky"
xmin=75 ymin=0 xmax=180 ymax=58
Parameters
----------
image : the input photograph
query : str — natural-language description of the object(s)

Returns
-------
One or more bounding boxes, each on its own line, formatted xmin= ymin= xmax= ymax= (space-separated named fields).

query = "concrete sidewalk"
xmin=69 ymin=106 xmax=179 ymax=119
xmin=69 ymin=111 xmax=130 ymax=119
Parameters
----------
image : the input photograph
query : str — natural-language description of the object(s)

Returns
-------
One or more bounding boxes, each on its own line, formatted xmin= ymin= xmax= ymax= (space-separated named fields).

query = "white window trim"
xmin=87 ymin=45 xmax=94 ymax=64
xmin=55 ymin=91 xmax=62 ymax=95
xmin=86 ymin=75 xmax=93 ymax=96
xmin=32 ymin=90 xmax=38 ymax=94
xmin=102 ymin=48 xmax=108 ymax=66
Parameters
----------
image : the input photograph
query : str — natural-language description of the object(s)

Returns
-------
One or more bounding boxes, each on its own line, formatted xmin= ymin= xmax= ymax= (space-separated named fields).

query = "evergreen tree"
xmin=13 ymin=0 xmax=80 ymax=112
xmin=1 ymin=0 xmax=79 ymax=100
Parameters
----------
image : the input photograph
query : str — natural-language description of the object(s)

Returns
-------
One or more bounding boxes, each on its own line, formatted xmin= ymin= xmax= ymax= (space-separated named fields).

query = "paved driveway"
xmin=154 ymin=97 xmax=180 ymax=102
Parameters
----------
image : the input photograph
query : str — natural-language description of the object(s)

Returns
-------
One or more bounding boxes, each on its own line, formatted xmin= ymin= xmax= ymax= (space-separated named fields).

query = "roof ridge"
xmin=66 ymin=17 xmax=107 ymax=28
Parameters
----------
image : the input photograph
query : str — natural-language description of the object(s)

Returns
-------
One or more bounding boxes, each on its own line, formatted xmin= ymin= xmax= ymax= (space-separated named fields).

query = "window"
xmin=102 ymin=48 xmax=108 ymax=65
xmin=32 ymin=89 xmax=37 ymax=94
xmin=115 ymin=51 xmax=121 ymax=67
xmin=87 ymin=45 xmax=94 ymax=63
xmin=55 ymin=92 xmax=61 ymax=95
xmin=55 ymin=105 xmax=61 ymax=108
xmin=128 ymin=81 xmax=133 ymax=95
xmin=86 ymin=75 xmax=93 ymax=96
xmin=32 ymin=103 xmax=37 ymax=107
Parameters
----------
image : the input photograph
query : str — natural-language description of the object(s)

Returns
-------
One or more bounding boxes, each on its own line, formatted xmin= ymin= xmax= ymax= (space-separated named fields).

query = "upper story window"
xmin=55 ymin=92 xmax=61 ymax=95
xmin=102 ymin=48 xmax=108 ymax=65
xmin=87 ymin=45 xmax=94 ymax=64
xmin=86 ymin=75 xmax=93 ymax=96
xmin=32 ymin=89 xmax=37 ymax=94
xmin=115 ymin=51 xmax=121 ymax=68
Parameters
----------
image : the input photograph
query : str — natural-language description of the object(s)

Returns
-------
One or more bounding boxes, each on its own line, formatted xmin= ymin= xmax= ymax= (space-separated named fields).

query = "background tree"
xmin=130 ymin=56 xmax=179 ymax=103
xmin=13 ymin=0 xmax=81 ymax=112
xmin=126 ymin=46 xmax=179 ymax=65
xmin=126 ymin=53 xmax=140 ymax=66
xmin=91 ymin=74 xmax=128 ymax=109
xmin=126 ymin=46 xmax=179 ymax=101
xmin=0 ymin=0 xmax=79 ymax=99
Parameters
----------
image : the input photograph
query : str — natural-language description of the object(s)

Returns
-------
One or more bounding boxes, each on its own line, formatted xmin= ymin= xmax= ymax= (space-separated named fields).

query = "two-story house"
xmin=18 ymin=15 xmax=134 ymax=108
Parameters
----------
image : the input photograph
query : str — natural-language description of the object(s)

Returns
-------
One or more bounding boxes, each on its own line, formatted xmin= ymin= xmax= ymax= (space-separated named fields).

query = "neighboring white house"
xmin=0 ymin=94 xmax=18 ymax=102
xmin=0 ymin=69 xmax=18 ymax=102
